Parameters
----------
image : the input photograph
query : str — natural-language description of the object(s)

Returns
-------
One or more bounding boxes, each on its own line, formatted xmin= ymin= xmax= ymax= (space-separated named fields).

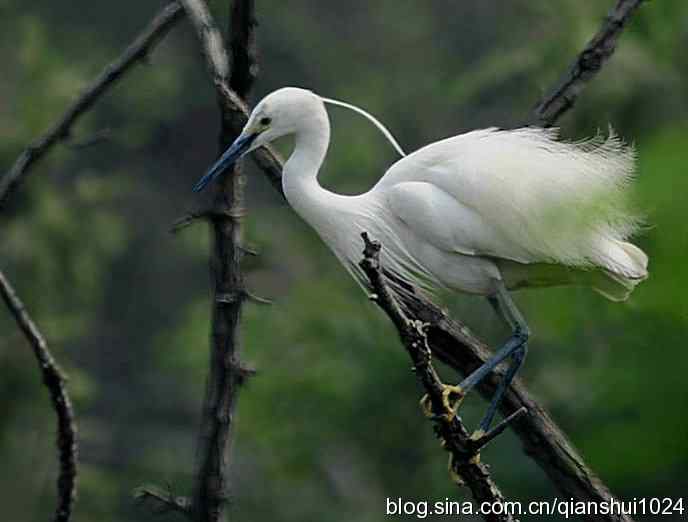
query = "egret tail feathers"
xmin=618 ymin=241 xmax=649 ymax=278
xmin=589 ymin=240 xmax=648 ymax=301
xmin=592 ymin=239 xmax=648 ymax=281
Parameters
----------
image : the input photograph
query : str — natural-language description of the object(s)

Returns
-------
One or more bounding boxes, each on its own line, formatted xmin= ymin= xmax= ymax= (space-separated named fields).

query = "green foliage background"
xmin=1 ymin=1 xmax=687 ymax=520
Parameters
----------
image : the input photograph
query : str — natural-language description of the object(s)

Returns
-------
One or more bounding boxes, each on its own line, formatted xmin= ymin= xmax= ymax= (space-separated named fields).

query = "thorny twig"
xmin=359 ymin=234 xmax=525 ymax=522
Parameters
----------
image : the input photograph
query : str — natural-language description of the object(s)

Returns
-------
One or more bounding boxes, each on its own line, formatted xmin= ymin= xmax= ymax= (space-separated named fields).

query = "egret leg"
xmin=487 ymin=295 xmax=515 ymax=330
xmin=460 ymin=281 xmax=529 ymax=433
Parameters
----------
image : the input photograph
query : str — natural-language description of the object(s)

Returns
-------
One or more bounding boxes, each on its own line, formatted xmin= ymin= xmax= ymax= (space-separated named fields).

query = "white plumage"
xmin=194 ymin=86 xmax=650 ymax=432
xmin=199 ymin=87 xmax=648 ymax=302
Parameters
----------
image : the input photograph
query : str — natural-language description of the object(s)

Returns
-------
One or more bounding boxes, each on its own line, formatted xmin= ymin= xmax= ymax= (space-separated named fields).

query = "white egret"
xmin=193 ymin=87 xmax=648 ymax=433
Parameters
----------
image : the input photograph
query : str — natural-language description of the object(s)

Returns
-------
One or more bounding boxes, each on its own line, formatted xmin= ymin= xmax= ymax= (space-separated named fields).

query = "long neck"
xmin=282 ymin=113 xmax=344 ymax=225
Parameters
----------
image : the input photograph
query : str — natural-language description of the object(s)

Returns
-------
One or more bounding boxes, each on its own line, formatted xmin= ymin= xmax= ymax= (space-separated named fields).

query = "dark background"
xmin=1 ymin=1 xmax=687 ymax=520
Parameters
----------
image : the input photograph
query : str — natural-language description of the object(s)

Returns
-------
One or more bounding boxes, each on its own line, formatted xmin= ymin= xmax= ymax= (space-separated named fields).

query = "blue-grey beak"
xmin=192 ymin=132 xmax=257 ymax=192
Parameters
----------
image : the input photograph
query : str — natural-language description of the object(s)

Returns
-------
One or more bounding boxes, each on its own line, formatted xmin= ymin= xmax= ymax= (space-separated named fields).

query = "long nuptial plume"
xmin=320 ymin=96 xmax=407 ymax=158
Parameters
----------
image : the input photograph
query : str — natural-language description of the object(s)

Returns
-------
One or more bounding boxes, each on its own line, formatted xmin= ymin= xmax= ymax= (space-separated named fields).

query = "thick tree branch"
xmin=532 ymin=0 xmax=646 ymax=126
xmin=215 ymin=2 xmax=641 ymax=518
xmin=359 ymin=234 xmax=523 ymax=522
xmin=402 ymin=295 xmax=633 ymax=522
xmin=0 ymin=270 xmax=77 ymax=522
xmin=0 ymin=2 xmax=185 ymax=210
xmin=2 ymin=0 xmax=644 ymax=517
xmin=179 ymin=1 xmax=257 ymax=521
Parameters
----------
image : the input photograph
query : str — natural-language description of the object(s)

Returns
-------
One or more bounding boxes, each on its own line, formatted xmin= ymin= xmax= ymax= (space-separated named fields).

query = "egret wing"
xmin=385 ymin=181 xmax=533 ymax=263
xmin=376 ymin=127 xmax=639 ymax=268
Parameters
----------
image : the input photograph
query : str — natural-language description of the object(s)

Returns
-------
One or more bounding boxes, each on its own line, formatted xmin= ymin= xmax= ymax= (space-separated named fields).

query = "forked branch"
xmin=400 ymin=294 xmax=633 ymax=522
xmin=218 ymin=15 xmax=640 ymax=519
xmin=174 ymin=1 xmax=642 ymax=516
xmin=359 ymin=234 xmax=524 ymax=521
xmin=2 ymin=0 xmax=646 ymax=518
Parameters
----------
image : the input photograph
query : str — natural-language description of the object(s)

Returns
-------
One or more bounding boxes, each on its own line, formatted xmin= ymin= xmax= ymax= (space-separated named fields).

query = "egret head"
xmin=193 ymin=87 xmax=326 ymax=192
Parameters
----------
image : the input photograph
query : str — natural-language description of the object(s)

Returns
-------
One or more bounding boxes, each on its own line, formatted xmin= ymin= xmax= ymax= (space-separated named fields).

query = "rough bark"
xmin=360 ymin=234 xmax=524 ymax=522
xmin=180 ymin=1 xmax=257 ymax=521
xmin=404 ymin=295 xmax=633 ymax=522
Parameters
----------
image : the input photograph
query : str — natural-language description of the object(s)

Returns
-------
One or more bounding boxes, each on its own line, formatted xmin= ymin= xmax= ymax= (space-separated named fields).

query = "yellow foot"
xmin=442 ymin=385 xmax=465 ymax=419
xmin=469 ymin=428 xmax=486 ymax=442
xmin=419 ymin=384 xmax=465 ymax=421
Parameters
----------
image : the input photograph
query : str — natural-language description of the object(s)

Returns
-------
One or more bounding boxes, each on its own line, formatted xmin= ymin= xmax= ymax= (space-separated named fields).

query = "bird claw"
xmin=469 ymin=428 xmax=486 ymax=443
xmin=419 ymin=384 xmax=464 ymax=421
xmin=442 ymin=384 xmax=465 ymax=418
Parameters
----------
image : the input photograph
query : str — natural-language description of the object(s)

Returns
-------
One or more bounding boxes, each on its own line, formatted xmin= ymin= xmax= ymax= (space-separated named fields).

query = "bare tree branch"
xmin=532 ymin=0 xmax=646 ymax=126
xmin=177 ymin=1 xmax=258 ymax=521
xmin=61 ymin=0 xmax=642 ymax=515
xmin=0 ymin=1 xmax=284 ymax=211
xmin=402 ymin=295 xmax=633 ymax=522
xmin=0 ymin=1 xmax=184 ymax=210
xmin=0 ymin=0 xmax=643 ymax=208
xmin=212 ymin=1 xmax=641 ymax=517
xmin=2 ymin=0 xmax=645 ymax=517
xmin=0 ymin=270 xmax=77 ymax=522
xmin=360 ymin=234 xmax=525 ymax=522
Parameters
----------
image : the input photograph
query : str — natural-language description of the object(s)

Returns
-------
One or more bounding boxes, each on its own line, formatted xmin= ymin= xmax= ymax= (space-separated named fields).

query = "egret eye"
xmin=259 ymin=117 xmax=272 ymax=126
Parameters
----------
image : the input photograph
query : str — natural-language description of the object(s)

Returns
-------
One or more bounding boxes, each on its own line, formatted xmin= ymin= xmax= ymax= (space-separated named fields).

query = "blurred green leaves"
xmin=1 ymin=1 xmax=687 ymax=521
